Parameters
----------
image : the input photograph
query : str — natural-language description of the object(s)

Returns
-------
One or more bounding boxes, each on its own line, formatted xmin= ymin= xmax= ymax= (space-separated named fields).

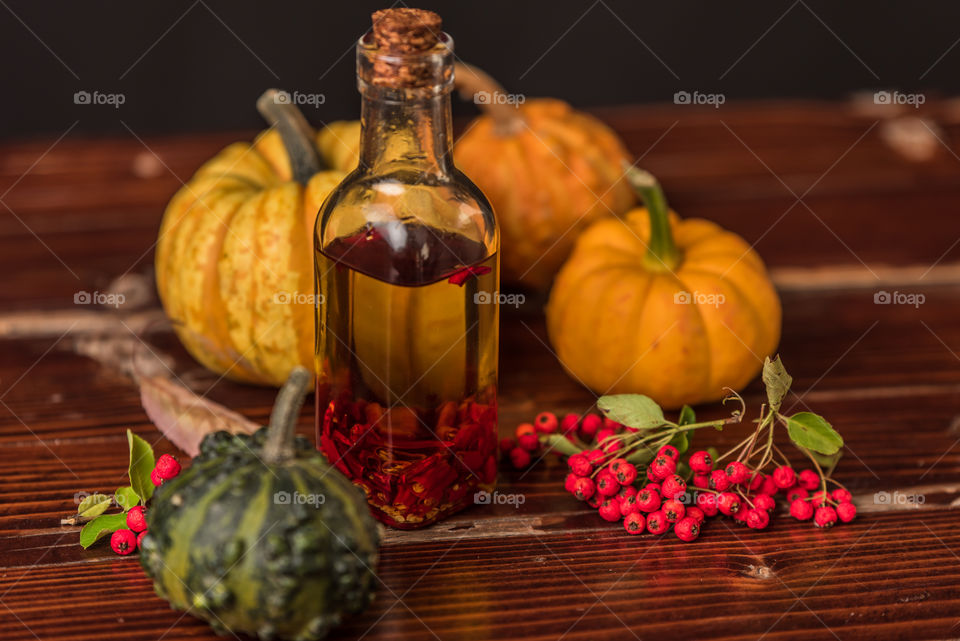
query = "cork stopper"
xmin=372 ymin=9 xmax=441 ymax=52
xmin=368 ymin=8 xmax=445 ymax=89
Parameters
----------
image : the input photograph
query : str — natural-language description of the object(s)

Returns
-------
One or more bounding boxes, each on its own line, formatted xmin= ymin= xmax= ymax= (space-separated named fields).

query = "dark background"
xmin=1 ymin=0 xmax=957 ymax=138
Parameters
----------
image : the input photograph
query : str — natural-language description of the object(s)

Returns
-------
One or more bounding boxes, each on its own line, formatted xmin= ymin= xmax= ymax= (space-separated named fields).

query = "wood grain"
xmin=2 ymin=101 xmax=960 ymax=640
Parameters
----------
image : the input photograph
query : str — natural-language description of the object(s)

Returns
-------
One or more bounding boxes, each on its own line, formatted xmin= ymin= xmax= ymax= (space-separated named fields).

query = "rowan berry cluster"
xmin=110 ymin=454 xmax=181 ymax=555
xmin=502 ymin=358 xmax=857 ymax=540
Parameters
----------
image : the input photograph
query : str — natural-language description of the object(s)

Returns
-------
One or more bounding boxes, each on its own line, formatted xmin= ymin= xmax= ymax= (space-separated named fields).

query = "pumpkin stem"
xmin=625 ymin=166 xmax=681 ymax=272
xmin=263 ymin=366 xmax=311 ymax=463
xmin=256 ymin=89 xmax=323 ymax=185
xmin=453 ymin=62 xmax=524 ymax=136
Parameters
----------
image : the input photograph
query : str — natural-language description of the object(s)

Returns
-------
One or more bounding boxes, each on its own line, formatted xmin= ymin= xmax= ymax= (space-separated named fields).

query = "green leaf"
xmin=127 ymin=429 xmax=156 ymax=505
xmin=597 ymin=395 xmax=666 ymax=430
xmin=786 ymin=412 xmax=844 ymax=455
xmin=762 ymin=356 xmax=792 ymax=413
xmin=624 ymin=444 xmax=658 ymax=466
xmin=810 ymin=450 xmax=843 ymax=474
xmin=668 ymin=430 xmax=690 ymax=455
xmin=677 ymin=405 xmax=695 ymax=427
xmin=79 ymin=512 xmax=127 ymax=548
xmin=115 ymin=486 xmax=139 ymax=511
xmin=541 ymin=434 xmax=583 ymax=458
xmin=77 ymin=493 xmax=112 ymax=519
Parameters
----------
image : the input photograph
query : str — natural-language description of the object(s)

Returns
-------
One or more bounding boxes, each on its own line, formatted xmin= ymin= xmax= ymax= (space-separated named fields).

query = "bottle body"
xmin=314 ymin=29 xmax=499 ymax=528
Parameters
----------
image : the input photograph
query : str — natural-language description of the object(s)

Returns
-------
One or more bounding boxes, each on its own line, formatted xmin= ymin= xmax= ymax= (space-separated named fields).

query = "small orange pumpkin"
xmin=454 ymin=64 xmax=635 ymax=289
xmin=546 ymin=168 xmax=782 ymax=408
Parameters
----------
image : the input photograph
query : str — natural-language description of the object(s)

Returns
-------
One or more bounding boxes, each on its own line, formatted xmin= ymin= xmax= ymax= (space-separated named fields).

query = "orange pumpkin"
xmin=155 ymin=91 xmax=352 ymax=386
xmin=546 ymin=168 xmax=782 ymax=408
xmin=454 ymin=64 xmax=635 ymax=289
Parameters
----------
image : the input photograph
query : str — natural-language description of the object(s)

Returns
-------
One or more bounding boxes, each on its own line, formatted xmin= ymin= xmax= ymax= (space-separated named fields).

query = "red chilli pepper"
xmin=447 ymin=265 xmax=492 ymax=286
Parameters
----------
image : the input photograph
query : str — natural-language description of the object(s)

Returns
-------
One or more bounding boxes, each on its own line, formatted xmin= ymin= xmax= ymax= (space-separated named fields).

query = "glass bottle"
xmin=314 ymin=9 xmax=499 ymax=529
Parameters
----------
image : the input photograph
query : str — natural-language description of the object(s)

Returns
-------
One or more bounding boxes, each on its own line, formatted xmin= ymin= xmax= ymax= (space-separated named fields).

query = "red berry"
xmin=645 ymin=510 xmax=670 ymax=535
xmin=685 ymin=506 xmax=706 ymax=525
xmin=509 ymin=447 xmax=531 ymax=469
xmin=110 ymin=528 xmax=137 ymax=555
xmin=636 ymin=488 xmax=661 ymax=512
xmin=564 ymin=473 xmax=579 ymax=493
xmin=689 ymin=450 xmax=713 ymax=474
xmin=596 ymin=471 xmax=620 ymax=497
xmin=602 ymin=417 xmax=621 ymax=431
xmin=754 ymin=494 xmax=776 ymax=512
xmin=746 ymin=508 xmax=770 ymax=530
xmin=790 ymin=499 xmax=814 ymax=520
xmin=709 ymin=469 xmax=731 ymax=492
xmin=126 ymin=506 xmax=147 ymax=533
xmin=811 ymin=490 xmax=830 ymax=506
xmin=759 ymin=475 xmax=779 ymax=496
xmin=662 ymin=499 xmax=686 ymax=523
xmin=561 ymin=413 xmax=580 ymax=435
xmin=601 ymin=438 xmax=621 ymax=455
xmin=598 ymin=498 xmax=622 ymax=522
xmin=772 ymin=466 xmax=796 ymax=489
xmin=573 ymin=477 xmax=596 ymax=501
xmin=136 ymin=530 xmax=147 ymax=550
xmin=624 ymin=512 xmax=646 ymax=534
xmin=747 ymin=473 xmax=764 ymax=491
xmin=661 ymin=475 xmax=687 ymax=500
xmin=798 ymin=469 xmax=820 ymax=490
xmin=836 ymin=501 xmax=857 ymax=523
xmin=616 ymin=485 xmax=638 ymax=503
xmin=657 ymin=444 xmax=679 ymax=461
xmin=568 ymin=453 xmax=592 ymax=477
xmin=717 ymin=492 xmax=741 ymax=516
xmin=515 ymin=423 xmax=536 ymax=439
xmin=725 ymin=461 xmax=750 ymax=485
xmin=499 ymin=437 xmax=516 ymax=455
xmin=154 ymin=454 xmax=181 ymax=480
xmin=696 ymin=492 xmax=719 ymax=517
xmin=786 ymin=486 xmax=809 ymax=503
xmin=609 ymin=458 xmax=637 ymax=485
xmin=596 ymin=427 xmax=616 ymax=445
xmin=580 ymin=414 xmax=602 ymax=439
xmin=518 ymin=433 xmax=540 ymax=452
xmin=620 ymin=494 xmax=641 ymax=517
xmin=587 ymin=493 xmax=602 ymax=509
xmin=814 ymin=505 xmax=838 ymax=528
xmin=150 ymin=468 xmax=164 ymax=486
xmin=646 ymin=467 xmax=659 ymax=483
xmin=692 ymin=473 xmax=710 ymax=489
xmin=832 ymin=488 xmax=852 ymax=503
xmin=732 ymin=502 xmax=750 ymax=524
xmin=675 ymin=516 xmax=700 ymax=541
xmin=648 ymin=455 xmax=676 ymax=481
xmin=585 ymin=449 xmax=604 ymax=464
xmin=534 ymin=411 xmax=558 ymax=434
xmin=645 ymin=483 xmax=661 ymax=496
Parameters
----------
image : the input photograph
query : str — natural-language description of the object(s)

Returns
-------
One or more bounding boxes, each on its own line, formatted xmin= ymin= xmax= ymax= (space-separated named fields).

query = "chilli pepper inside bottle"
xmin=314 ymin=8 xmax=499 ymax=528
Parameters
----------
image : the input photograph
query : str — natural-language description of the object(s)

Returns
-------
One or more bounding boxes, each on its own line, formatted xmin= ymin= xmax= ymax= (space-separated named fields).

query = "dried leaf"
xmin=138 ymin=375 xmax=260 ymax=457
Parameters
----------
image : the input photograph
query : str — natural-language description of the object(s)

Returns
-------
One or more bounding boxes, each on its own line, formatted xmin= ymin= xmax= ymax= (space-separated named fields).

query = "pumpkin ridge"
xmin=171 ymin=189 xmax=256 ymax=378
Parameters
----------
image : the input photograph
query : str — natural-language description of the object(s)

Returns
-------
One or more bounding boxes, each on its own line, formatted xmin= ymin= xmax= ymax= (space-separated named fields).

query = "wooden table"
xmin=3 ymin=100 xmax=960 ymax=640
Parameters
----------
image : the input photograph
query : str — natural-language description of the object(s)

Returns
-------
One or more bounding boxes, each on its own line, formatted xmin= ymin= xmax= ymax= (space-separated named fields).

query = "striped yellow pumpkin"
xmin=155 ymin=92 xmax=359 ymax=385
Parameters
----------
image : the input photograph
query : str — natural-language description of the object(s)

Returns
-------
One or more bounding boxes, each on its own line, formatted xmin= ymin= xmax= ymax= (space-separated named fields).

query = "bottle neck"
xmin=358 ymin=88 xmax=454 ymax=177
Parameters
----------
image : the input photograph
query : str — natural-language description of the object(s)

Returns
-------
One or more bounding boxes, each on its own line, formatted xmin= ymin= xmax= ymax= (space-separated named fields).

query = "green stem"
xmin=263 ymin=367 xmax=311 ymax=463
xmin=625 ymin=166 xmax=681 ymax=273
xmin=256 ymin=89 xmax=323 ymax=185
